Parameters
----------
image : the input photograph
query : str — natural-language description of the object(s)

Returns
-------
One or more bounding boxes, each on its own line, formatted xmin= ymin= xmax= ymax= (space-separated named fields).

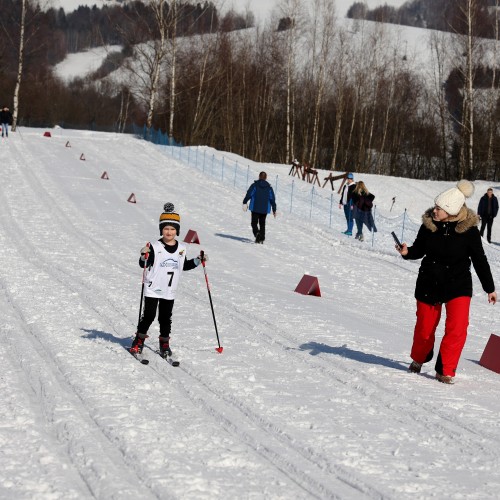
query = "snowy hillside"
xmin=0 ymin=128 xmax=499 ymax=499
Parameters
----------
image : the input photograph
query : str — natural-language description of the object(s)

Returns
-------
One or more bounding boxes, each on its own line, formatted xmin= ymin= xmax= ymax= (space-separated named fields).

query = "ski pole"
xmin=137 ymin=242 xmax=150 ymax=326
xmin=200 ymin=250 xmax=223 ymax=353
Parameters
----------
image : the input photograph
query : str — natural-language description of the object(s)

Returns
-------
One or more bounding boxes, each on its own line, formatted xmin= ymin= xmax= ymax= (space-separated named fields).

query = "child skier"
xmin=130 ymin=203 xmax=206 ymax=358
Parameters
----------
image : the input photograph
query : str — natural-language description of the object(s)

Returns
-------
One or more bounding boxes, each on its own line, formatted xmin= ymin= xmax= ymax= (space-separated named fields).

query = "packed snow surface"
xmin=0 ymin=127 xmax=499 ymax=499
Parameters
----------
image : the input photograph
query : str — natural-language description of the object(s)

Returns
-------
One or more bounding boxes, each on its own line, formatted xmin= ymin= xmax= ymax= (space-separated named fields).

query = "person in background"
xmin=395 ymin=180 xmax=496 ymax=384
xmin=351 ymin=180 xmax=376 ymax=242
xmin=339 ymin=173 xmax=356 ymax=236
xmin=243 ymin=171 xmax=277 ymax=244
xmin=477 ymin=187 xmax=498 ymax=244
xmin=0 ymin=106 xmax=13 ymax=138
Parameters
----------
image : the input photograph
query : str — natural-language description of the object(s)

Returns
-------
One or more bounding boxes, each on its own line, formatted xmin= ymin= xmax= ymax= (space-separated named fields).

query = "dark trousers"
xmin=137 ymin=296 xmax=174 ymax=338
xmin=480 ymin=217 xmax=494 ymax=243
xmin=251 ymin=212 xmax=267 ymax=240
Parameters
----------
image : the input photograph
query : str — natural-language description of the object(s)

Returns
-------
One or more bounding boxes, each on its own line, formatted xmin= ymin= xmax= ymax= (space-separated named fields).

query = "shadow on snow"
xmin=81 ymin=328 xmax=130 ymax=347
xmin=215 ymin=232 xmax=253 ymax=243
xmin=299 ymin=341 xmax=408 ymax=372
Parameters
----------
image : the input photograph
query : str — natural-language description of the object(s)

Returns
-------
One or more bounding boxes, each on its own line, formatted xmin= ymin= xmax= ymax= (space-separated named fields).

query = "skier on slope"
xmin=130 ymin=203 xmax=207 ymax=358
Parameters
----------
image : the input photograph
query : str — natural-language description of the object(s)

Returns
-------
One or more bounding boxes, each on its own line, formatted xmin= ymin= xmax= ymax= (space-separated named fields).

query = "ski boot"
xmin=130 ymin=332 xmax=148 ymax=354
xmin=159 ymin=336 xmax=172 ymax=359
xmin=408 ymin=361 xmax=422 ymax=373
xmin=435 ymin=373 xmax=455 ymax=384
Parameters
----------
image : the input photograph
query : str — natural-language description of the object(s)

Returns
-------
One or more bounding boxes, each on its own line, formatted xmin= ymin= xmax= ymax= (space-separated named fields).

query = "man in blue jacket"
xmin=243 ymin=171 xmax=277 ymax=244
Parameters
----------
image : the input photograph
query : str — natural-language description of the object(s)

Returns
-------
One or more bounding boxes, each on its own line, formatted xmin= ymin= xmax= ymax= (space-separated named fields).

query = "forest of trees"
xmin=1 ymin=0 xmax=500 ymax=181
xmin=347 ymin=0 xmax=498 ymax=36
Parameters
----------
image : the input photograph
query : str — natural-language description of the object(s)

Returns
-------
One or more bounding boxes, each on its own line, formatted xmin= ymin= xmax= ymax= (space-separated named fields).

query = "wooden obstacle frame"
xmin=323 ymin=172 xmax=349 ymax=192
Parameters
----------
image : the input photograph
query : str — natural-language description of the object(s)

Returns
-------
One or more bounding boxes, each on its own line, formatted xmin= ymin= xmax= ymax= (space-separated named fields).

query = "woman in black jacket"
xmin=351 ymin=180 xmax=377 ymax=242
xmin=396 ymin=180 xmax=496 ymax=384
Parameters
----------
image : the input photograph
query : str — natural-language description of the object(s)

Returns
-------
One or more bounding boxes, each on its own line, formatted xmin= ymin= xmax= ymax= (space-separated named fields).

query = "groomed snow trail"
xmin=0 ymin=129 xmax=499 ymax=499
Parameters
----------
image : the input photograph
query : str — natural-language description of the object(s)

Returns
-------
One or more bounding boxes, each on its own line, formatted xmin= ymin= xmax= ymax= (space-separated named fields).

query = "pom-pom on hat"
xmin=159 ymin=202 xmax=180 ymax=235
xmin=434 ymin=179 xmax=475 ymax=216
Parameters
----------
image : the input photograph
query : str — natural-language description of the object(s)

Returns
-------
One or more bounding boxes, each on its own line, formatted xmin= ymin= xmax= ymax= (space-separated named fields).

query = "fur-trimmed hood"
xmin=422 ymin=205 xmax=479 ymax=234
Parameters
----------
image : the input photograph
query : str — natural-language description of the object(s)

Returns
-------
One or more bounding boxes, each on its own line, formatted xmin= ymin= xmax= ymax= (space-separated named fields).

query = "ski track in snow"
xmin=0 ymin=129 xmax=499 ymax=499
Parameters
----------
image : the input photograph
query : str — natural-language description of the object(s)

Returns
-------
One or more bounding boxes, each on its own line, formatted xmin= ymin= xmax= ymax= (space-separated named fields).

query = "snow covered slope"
xmin=0 ymin=128 xmax=499 ymax=499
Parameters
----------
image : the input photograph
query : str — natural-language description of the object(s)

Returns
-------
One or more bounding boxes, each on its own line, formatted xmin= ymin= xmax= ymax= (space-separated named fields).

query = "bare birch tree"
xmin=9 ymin=0 xmax=45 ymax=131
xmin=306 ymin=0 xmax=336 ymax=167
xmin=451 ymin=0 xmax=486 ymax=178
xmin=276 ymin=0 xmax=304 ymax=163
xmin=119 ymin=0 xmax=169 ymax=130
xmin=329 ymin=27 xmax=351 ymax=170
xmin=167 ymin=0 xmax=177 ymax=138
xmin=428 ymin=30 xmax=454 ymax=179
xmin=485 ymin=0 xmax=500 ymax=179
xmin=11 ymin=0 xmax=27 ymax=132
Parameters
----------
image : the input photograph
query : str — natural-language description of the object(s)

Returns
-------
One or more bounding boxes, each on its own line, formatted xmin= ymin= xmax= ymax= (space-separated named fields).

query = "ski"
xmin=156 ymin=350 xmax=180 ymax=367
xmin=129 ymin=348 xmax=149 ymax=365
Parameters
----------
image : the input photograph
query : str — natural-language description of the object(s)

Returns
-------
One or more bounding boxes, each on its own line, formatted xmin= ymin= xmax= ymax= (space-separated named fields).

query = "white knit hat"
xmin=434 ymin=180 xmax=475 ymax=216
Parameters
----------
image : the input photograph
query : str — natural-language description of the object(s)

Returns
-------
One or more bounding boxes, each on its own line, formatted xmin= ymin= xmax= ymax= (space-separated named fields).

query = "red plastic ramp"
xmin=294 ymin=275 xmax=321 ymax=297
xmin=479 ymin=334 xmax=500 ymax=374
xmin=183 ymin=229 xmax=200 ymax=244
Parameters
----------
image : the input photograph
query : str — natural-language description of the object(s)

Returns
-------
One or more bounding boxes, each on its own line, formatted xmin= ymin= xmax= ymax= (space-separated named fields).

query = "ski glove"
xmin=242 ymin=204 xmax=248 ymax=212
xmin=140 ymin=245 xmax=150 ymax=261
xmin=194 ymin=253 xmax=208 ymax=266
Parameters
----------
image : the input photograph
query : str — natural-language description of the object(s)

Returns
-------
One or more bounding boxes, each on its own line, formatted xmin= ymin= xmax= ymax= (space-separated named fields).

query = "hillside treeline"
xmin=1 ymin=0 xmax=499 ymax=181
xmin=348 ymin=0 xmax=496 ymax=36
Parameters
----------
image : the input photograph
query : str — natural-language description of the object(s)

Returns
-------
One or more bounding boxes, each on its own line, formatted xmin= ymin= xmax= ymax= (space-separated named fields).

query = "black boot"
xmin=159 ymin=336 xmax=172 ymax=358
xmin=130 ymin=332 xmax=148 ymax=354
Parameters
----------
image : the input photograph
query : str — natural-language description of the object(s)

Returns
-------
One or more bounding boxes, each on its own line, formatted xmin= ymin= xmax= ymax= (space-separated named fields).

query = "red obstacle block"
xmin=127 ymin=193 xmax=137 ymax=203
xmin=100 ymin=171 xmax=109 ymax=180
xmin=43 ymin=131 xmax=52 ymax=137
xmin=479 ymin=333 xmax=500 ymax=374
xmin=294 ymin=275 xmax=321 ymax=297
xmin=183 ymin=229 xmax=200 ymax=244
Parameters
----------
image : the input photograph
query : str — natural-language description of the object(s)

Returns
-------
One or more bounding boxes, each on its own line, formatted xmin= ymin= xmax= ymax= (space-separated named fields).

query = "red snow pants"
xmin=410 ymin=296 xmax=471 ymax=376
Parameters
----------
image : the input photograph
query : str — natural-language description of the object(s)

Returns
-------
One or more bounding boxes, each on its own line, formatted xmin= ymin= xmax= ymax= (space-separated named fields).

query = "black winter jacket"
xmin=403 ymin=206 xmax=495 ymax=305
xmin=0 ymin=109 xmax=12 ymax=124
xmin=477 ymin=193 xmax=499 ymax=219
xmin=351 ymin=191 xmax=375 ymax=212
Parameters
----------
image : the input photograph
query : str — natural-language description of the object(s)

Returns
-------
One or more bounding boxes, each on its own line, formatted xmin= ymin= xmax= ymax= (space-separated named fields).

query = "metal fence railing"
xmin=135 ymin=127 xmax=421 ymax=249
